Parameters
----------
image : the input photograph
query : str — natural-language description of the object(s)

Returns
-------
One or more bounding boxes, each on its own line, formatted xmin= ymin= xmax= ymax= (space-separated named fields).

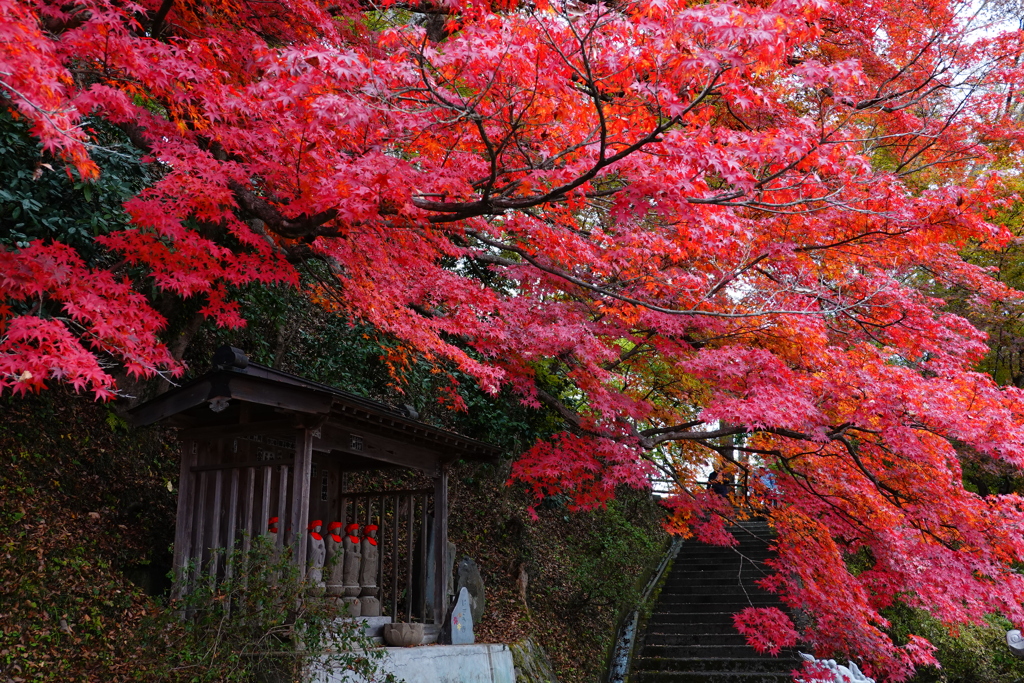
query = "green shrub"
xmin=145 ymin=535 xmax=397 ymax=683
xmin=562 ymin=500 xmax=663 ymax=614
xmin=884 ymin=602 xmax=1024 ymax=683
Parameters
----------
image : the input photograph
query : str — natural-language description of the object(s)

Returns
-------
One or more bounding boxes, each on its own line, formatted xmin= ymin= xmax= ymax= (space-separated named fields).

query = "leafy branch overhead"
xmin=4 ymin=0 xmax=1024 ymax=679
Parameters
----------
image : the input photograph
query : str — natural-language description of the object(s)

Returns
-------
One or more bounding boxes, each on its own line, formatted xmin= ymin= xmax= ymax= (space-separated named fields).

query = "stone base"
xmin=313 ymin=643 xmax=514 ymax=683
xmin=383 ymin=622 xmax=424 ymax=647
xmin=340 ymin=596 xmax=361 ymax=617
xmin=334 ymin=615 xmax=392 ymax=639
xmin=359 ymin=596 xmax=380 ymax=617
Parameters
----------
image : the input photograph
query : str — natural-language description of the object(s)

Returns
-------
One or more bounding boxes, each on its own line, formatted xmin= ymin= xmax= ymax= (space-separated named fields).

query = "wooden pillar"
xmin=291 ymin=428 xmax=313 ymax=574
xmin=171 ymin=440 xmax=198 ymax=599
xmin=208 ymin=468 xmax=224 ymax=586
xmin=432 ymin=463 xmax=449 ymax=625
xmin=224 ymin=467 xmax=240 ymax=581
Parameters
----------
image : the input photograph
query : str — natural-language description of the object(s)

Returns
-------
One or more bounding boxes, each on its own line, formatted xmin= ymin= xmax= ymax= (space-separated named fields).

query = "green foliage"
xmin=0 ymin=111 xmax=154 ymax=261
xmin=560 ymin=499 xmax=662 ymax=614
xmin=884 ymin=602 xmax=1024 ymax=683
xmin=187 ymin=264 xmax=562 ymax=456
xmin=149 ymin=536 xmax=396 ymax=683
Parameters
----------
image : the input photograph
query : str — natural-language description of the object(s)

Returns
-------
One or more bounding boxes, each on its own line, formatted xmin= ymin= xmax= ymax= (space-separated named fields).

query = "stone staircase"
xmin=631 ymin=520 xmax=799 ymax=683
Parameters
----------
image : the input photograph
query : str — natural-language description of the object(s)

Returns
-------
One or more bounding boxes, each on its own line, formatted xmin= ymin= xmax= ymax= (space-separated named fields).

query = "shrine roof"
xmin=129 ymin=346 xmax=501 ymax=463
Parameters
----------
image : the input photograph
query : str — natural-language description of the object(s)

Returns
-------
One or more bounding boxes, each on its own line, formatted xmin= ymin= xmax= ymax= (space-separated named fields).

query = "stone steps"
xmin=632 ymin=672 xmax=795 ymax=683
xmin=635 ymin=655 xmax=796 ymax=673
xmin=630 ymin=523 xmax=799 ymax=683
xmin=643 ymin=633 xmax=752 ymax=647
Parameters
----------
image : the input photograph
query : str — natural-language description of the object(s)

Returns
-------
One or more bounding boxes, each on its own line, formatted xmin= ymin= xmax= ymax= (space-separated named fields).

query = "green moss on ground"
xmin=885 ymin=602 xmax=1024 ymax=683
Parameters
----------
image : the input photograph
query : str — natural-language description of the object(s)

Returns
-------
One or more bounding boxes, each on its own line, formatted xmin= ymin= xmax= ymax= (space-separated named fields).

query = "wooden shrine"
xmin=130 ymin=346 xmax=500 ymax=624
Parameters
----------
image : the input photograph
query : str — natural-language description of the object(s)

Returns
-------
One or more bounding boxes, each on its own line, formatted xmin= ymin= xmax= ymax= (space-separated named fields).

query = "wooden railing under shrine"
xmin=340 ymin=489 xmax=440 ymax=623
xmin=172 ymin=435 xmax=450 ymax=623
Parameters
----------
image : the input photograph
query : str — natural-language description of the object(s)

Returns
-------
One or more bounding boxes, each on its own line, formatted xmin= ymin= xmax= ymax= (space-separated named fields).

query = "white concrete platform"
xmin=314 ymin=643 xmax=515 ymax=683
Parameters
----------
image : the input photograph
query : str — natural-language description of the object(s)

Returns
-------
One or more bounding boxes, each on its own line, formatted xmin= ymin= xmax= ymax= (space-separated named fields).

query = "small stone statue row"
xmin=305 ymin=519 xmax=380 ymax=617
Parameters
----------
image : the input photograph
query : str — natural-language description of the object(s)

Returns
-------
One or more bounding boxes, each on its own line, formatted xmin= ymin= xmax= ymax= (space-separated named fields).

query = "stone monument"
xmin=1008 ymin=629 xmax=1024 ymax=659
xmin=457 ymin=556 xmax=486 ymax=625
xmin=325 ymin=521 xmax=345 ymax=598
xmin=306 ymin=520 xmax=326 ymax=593
xmin=359 ymin=524 xmax=381 ymax=617
xmin=439 ymin=586 xmax=474 ymax=645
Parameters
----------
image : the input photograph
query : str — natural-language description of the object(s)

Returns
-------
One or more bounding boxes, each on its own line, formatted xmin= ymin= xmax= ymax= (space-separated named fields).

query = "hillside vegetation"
xmin=0 ymin=387 xmax=666 ymax=682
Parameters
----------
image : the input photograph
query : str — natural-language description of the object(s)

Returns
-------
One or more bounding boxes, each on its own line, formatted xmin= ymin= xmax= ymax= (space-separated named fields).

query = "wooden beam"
xmin=314 ymin=424 xmax=439 ymax=472
xmin=208 ymin=468 xmax=223 ymax=587
xmin=242 ymin=467 xmax=255 ymax=554
xmin=331 ymin=404 xmax=500 ymax=463
xmin=260 ymin=466 xmax=272 ymax=542
xmin=432 ymin=464 xmax=449 ymax=625
xmin=419 ymin=493 xmax=428 ymax=621
xmin=225 ymin=468 xmax=240 ymax=581
xmin=276 ymin=466 xmax=289 ymax=550
xmin=180 ymin=419 xmax=295 ymax=443
xmin=342 ymin=488 xmax=433 ymax=497
xmin=192 ymin=458 xmax=294 ymax=473
xmin=227 ymin=375 xmax=333 ymax=415
xmin=130 ymin=380 xmax=211 ymax=427
xmin=193 ymin=471 xmax=209 ymax=580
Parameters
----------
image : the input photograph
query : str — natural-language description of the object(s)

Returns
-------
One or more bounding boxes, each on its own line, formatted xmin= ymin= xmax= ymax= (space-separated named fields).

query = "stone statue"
xmin=797 ymin=653 xmax=874 ymax=683
xmin=342 ymin=523 xmax=362 ymax=597
xmin=325 ymin=521 xmax=345 ymax=598
xmin=1008 ymin=629 xmax=1024 ymax=659
xmin=359 ymin=524 xmax=380 ymax=616
xmin=359 ymin=524 xmax=379 ymax=590
xmin=306 ymin=520 xmax=326 ymax=592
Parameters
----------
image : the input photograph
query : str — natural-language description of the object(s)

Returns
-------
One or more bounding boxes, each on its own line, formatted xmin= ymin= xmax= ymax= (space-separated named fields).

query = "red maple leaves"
xmin=0 ymin=242 xmax=176 ymax=397
xmin=3 ymin=0 xmax=1024 ymax=677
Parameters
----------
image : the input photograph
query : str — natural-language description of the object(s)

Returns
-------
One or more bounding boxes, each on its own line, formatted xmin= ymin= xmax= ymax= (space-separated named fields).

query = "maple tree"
xmin=4 ymin=0 xmax=1024 ymax=678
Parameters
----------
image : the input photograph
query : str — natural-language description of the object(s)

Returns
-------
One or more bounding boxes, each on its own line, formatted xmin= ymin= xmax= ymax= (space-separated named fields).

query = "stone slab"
xmin=334 ymin=616 xmax=392 ymax=638
xmin=313 ymin=643 xmax=515 ymax=683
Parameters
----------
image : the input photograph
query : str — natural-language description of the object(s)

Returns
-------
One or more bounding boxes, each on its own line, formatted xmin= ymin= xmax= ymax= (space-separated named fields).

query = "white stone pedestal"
xmin=313 ymin=643 xmax=514 ymax=683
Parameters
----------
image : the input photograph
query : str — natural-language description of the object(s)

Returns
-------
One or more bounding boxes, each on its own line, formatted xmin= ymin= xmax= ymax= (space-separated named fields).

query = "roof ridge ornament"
xmin=213 ymin=345 xmax=249 ymax=370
